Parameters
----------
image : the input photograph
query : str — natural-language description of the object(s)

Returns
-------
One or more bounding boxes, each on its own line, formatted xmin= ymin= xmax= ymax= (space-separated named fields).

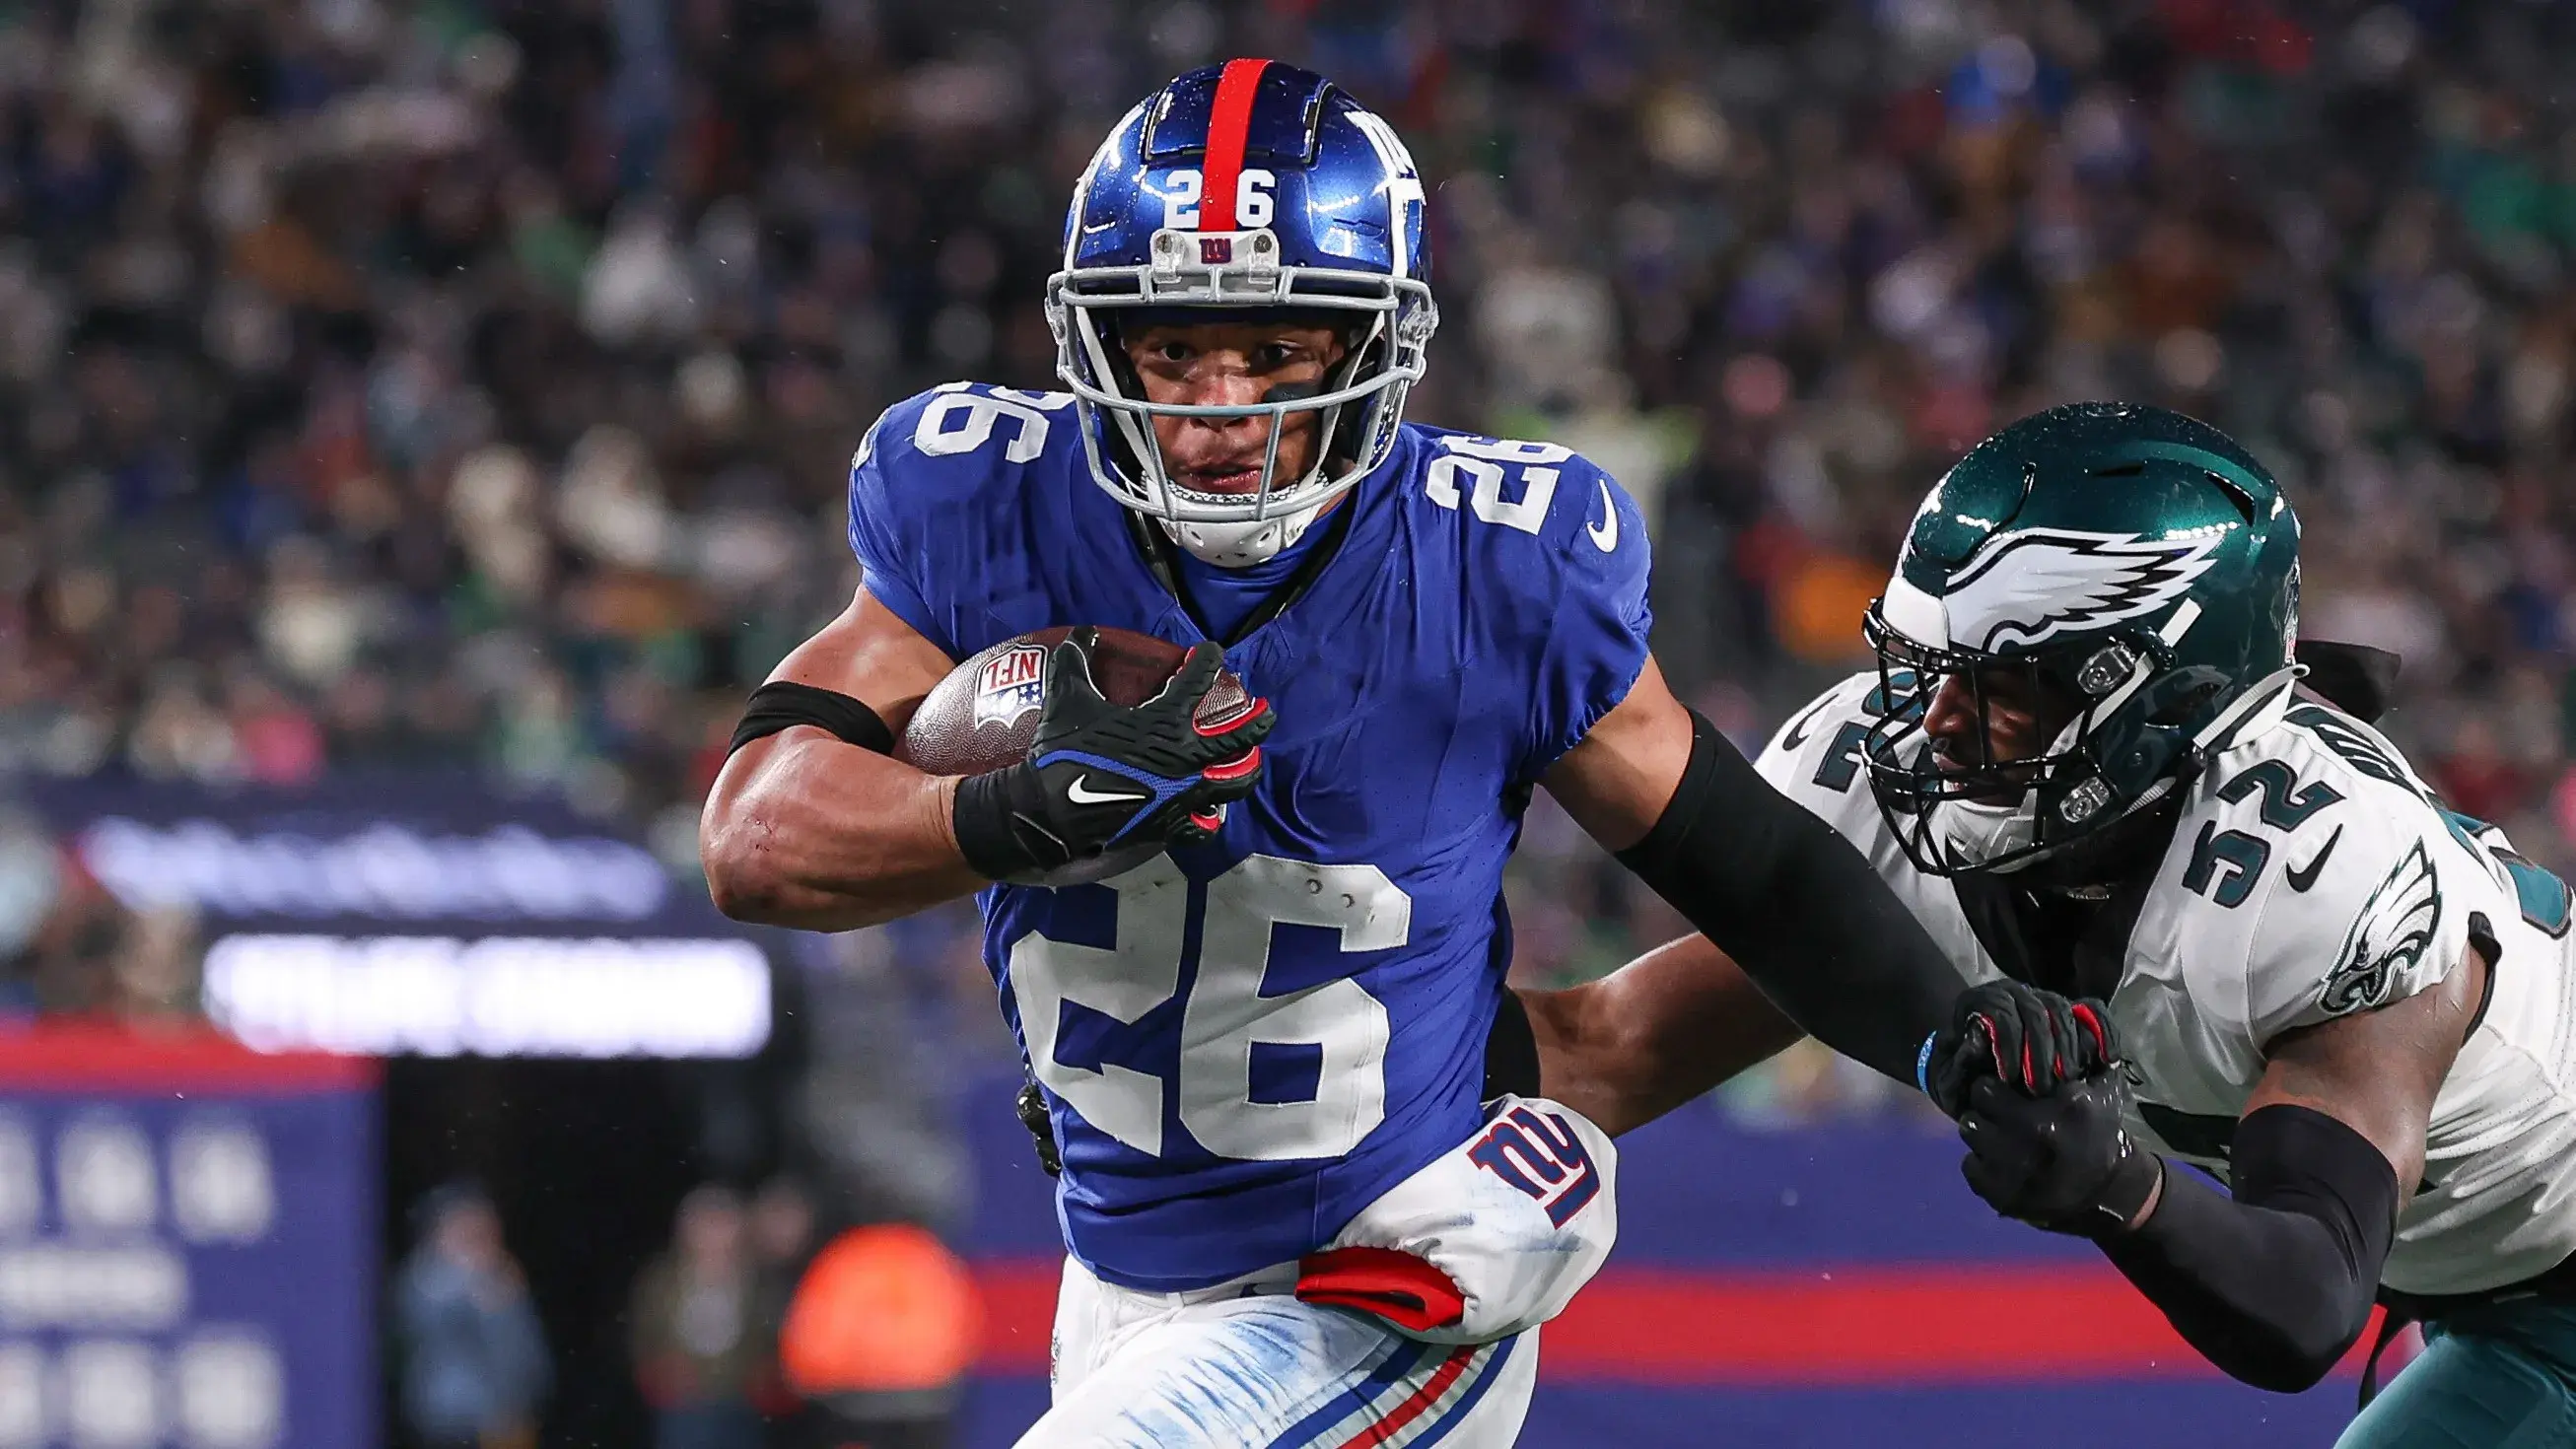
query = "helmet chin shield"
xmin=1927 ymin=794 xmax=2044 ymax=870
xmin=1157 ymin=503 xmax=1332 ymax=568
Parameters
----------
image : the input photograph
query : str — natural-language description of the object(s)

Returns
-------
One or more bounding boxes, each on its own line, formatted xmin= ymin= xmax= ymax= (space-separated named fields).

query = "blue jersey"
xmin=848 ymin=383 xmax=1652 ymax=1290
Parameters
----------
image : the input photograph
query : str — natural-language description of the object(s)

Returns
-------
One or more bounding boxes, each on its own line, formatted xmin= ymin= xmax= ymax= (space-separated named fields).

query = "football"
xmin=895 ymin=625 xmax=1253 ymax=778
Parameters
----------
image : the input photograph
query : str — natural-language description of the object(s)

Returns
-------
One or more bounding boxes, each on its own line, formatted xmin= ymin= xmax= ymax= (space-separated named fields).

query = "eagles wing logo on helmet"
xmin=1943 ymin=528 xmax=2225 ymax=652
xmin=2319 ymin=839 xmax=2442 ymax=1016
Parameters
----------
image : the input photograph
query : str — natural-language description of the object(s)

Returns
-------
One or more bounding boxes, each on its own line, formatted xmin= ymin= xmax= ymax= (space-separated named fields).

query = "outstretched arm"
xmin=1541 ymin=656 xmax=1973 ymax=1085
xmin=1519 ymin=934 xmax=1805 ymax=1136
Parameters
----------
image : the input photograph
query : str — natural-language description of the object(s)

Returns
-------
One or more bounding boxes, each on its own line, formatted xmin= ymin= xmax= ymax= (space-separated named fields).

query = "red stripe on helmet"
xmin=1198 ymin=58 xmax=1269 ymax=231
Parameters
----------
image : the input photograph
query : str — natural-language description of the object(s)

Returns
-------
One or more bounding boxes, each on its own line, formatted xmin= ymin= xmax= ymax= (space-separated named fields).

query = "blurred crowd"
xmin=10 ymin=0 xmax=2576 ymax=1084
xmin=394 ymin=1176 xmax=972 ymax=1449
xmin=0 ymin=803 xmax=200 ymax=1020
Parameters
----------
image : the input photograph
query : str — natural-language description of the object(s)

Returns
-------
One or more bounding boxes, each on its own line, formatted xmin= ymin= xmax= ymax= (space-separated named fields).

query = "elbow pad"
xmin=2233 ymin=1103 xmax=2402 ymax=1380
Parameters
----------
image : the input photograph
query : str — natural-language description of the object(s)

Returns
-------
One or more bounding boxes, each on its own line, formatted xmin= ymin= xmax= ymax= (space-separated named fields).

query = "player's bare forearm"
xmin=699 ymin=583 xmax=979 ymax=931
xmin=700 ymin=731 xmax=986 ymax=931
xmin=1521 ymin=934 xmax=1805 ymax=1136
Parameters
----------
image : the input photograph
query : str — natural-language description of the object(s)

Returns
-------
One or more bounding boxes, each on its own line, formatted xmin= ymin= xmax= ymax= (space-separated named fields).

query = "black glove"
xmin=1922 ymin=979 xmax=2116 ymax=1118
xmin=1957 ymin=1072 xmax=2163 ymax=1237
xmin=951 ymin=630 xmax=1274 ymax=884
xmin=1016 ymin=1077 xmax=1061 ymax=1178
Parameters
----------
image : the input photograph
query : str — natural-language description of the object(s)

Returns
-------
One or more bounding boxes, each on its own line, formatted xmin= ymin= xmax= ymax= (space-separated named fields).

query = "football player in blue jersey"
xmin=702 ymin=59 xmax=2101 ymax=1447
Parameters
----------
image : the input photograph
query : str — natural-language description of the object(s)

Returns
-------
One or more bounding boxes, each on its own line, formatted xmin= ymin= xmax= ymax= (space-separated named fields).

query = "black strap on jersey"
xmin=2100 ymin=1103 xmax=2399 ymax=1393
xmin=1614 ymin=706 xmax=1964 ymax=1085
xmin=728 ymin=681 xmax=894 ymax=757
xmin=2368 ymin=1242 xmax=2576 ymax=1405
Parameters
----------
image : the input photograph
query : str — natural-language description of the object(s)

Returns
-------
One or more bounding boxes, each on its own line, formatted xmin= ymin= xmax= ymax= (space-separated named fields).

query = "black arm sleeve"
xmin=1614 ymin=707 xmax=1967 ymax=1083
xmin=2100 ymin=1104 xmax=2399 ymax=1393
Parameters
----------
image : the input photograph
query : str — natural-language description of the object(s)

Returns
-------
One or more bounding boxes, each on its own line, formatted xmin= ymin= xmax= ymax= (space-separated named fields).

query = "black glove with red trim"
xmin=1922 ymin=979 xmax=2117 ymax=1120
xmin=951 ymin=630 xmax=1273 ymax=885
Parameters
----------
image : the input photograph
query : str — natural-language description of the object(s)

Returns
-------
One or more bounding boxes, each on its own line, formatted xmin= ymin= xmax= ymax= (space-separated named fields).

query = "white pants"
xmin=1015 ymin=1255 xmax=1538 ymax=1448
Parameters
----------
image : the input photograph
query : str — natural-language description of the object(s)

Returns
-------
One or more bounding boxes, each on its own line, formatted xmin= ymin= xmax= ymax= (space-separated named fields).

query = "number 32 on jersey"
xmin=1010 ymin=855 xmax=1408 ymax=1162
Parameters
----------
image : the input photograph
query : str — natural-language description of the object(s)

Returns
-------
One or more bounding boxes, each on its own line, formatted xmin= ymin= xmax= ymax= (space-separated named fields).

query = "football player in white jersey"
xmin=1527 ymin=403 xmax=2576 ymax=1446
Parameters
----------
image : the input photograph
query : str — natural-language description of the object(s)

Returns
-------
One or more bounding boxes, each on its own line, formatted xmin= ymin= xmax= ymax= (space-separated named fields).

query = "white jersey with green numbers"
xmin=1757 ymin=671 xmax=2576 ymax=1298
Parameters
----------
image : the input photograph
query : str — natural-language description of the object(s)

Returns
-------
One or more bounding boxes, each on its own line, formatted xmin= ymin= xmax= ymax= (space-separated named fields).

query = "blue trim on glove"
xmin=1029 ymin=747 xmax=1195 ymax=844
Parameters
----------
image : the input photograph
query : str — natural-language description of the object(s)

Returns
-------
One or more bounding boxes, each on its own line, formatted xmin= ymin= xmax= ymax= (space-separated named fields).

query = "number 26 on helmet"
xmin=1046 ymin=60 xmax=1439 ymax=567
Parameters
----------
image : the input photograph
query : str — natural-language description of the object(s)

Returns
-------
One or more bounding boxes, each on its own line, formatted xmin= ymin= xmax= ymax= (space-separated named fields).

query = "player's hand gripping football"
xmin=1920 ymin=979 xmax=2117 ymax=1118
xmin=950 ymin=628 xmax=1274 ymax=885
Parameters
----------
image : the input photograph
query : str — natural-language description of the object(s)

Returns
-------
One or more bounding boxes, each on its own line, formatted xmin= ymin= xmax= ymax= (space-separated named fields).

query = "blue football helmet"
xmin=1046 ymin=59 xmax=1438 ymax=566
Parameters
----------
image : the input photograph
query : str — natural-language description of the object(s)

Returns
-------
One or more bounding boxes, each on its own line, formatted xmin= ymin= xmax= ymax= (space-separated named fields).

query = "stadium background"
xmin=0 ymin=0 xmax=2565 ymax=1444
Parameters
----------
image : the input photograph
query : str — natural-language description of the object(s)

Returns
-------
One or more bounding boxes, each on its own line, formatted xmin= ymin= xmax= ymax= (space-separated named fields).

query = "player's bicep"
xmin=1541 ymin=654 xmax=1694 ymax=853
xmin=2245 ymin=939 xmax=2486 ymax=1208
xmin=768 ymin=584 xmax=957 ymax=733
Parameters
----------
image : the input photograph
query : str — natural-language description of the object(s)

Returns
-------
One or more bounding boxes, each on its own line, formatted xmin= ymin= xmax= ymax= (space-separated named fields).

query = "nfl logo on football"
xmin=973 ymin=643 xmax=1048 ymax=728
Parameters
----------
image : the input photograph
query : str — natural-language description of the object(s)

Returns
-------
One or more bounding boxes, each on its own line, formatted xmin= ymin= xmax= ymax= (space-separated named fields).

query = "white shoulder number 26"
xmin=1427 ymin=436 xmax=1574 ymax=535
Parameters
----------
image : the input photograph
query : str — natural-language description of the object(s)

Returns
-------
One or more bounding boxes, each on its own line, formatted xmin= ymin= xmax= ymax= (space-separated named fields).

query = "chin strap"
xmin=1123 ymin=490 xmax=1358 ymax=646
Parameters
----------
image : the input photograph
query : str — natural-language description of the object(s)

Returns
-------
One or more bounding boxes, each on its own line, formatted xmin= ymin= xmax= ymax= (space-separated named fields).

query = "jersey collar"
xmin=1118 ymin=428 xmax=1408 ymax=648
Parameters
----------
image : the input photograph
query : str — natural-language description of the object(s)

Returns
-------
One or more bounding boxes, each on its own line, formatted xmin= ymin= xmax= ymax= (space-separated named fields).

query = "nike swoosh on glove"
xmin=1923 ymin=979 xmax=2117 ymax=1119
xmin=951 ymin=628 xmax=1274 ymax=885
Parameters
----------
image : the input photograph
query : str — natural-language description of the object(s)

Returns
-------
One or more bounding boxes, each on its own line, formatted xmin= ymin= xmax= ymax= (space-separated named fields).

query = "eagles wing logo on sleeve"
xmin=2318 ymin=839 xmax=2443 ymax=1016
xmin=1943 ymin=528 xmax=2224 ymax=652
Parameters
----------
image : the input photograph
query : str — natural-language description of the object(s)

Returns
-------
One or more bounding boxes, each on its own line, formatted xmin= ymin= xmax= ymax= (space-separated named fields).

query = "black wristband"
xmin=729 ymin=681 xmax=893 ymax=757
xmin=951 ymin=765 xmax=1055 ymax=882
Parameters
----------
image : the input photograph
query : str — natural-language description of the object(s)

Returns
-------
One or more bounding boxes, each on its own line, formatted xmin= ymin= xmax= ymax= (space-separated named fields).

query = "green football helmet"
xmin=1861 ymin=402 xmax=2302 ymax=877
